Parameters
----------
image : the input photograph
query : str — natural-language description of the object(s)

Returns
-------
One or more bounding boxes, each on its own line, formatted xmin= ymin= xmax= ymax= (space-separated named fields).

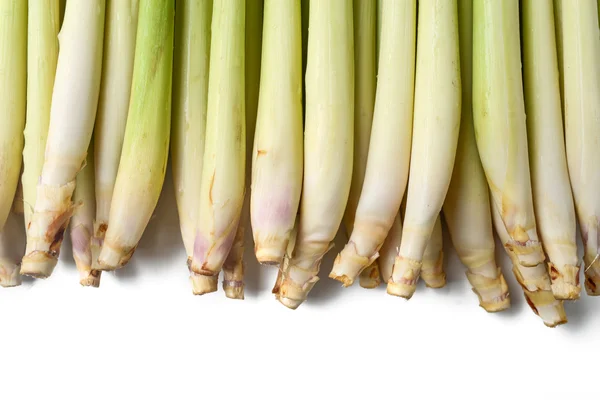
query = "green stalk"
xmin=0 ymin=0 xmax=26 ymax=286
xmin=96 ymin=0 xmax=175 ymax=270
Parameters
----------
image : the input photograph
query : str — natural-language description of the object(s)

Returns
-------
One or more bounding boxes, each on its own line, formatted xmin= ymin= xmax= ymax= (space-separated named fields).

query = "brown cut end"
xmin=329 ymin=271 xmax=353 ymax=287
xmin=386 ymin=280 xmax=416 ymax=299
xmin=358 ymin=264 xmax=381 ymax=289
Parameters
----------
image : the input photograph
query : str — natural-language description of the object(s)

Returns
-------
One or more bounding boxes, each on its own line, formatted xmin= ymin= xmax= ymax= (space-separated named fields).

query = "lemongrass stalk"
xmin=189 ymin=0 xmax=246 ymax=285
xmin=22 ymin=1 xmax=60 ymax=232
xmin=560 ymin=1 xmax=600 ymax=295
xmin=329 ymin=0 xmax=415 ymax=288
xmin=441 ymin=0 xmax=510 ymax=312
xmin=251 ymin=0 xmax=303 ymax=265
xmin=171 ymin=0 xmax=214 ymax=294
xmin=420 ymin=216 xmax=445 ymax=288
xmin=96 ymin=0 xmax=174 ymax=270
xmin=71 ymin=149 xmax=100 ymax=287
xmin=376 ymin=0 xmax=382 ymax=63
xmin=0 ymin=0 xmax=26 ymax=284
xmin=491 ymin=202 xmax=566 ymax=325
xmin=522 ymin=0 xmax=580 ymax=300
xmin=21 ymin=0 xmax=106 ymax=278
xmin=472 ymin=0 xmax=565 ymax=325
xmin=0 ymin=209 xmax=25 ymax=287
xmin=387 ymin=0 xmax=461 ymax=299
xmin=347 ymin=0 xmax=379 ymax=289
xmin=378 ymin=212 xmax=402 ymax=283
xmin=92 ymin=0 xmax=139 ymax=271
xmin=222 ymin=0 xmax=263 ymax=299
xmin=276 ymin=0 xmax=354 ymax=309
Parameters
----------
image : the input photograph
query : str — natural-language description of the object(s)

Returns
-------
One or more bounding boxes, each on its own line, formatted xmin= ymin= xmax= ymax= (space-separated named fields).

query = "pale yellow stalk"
xmin=189 ymin=0 xmax=246 ymax=285
xmin=21 ymin=0 xmax=106 ymax=278
xmin=92 ymin=0 xmax=139 ymax=271
xmin=171 ymin=0 xmax=214 ymax=294
xmin=222 ymin=0 xmax=264 ymax=299
xmin=388 ymin=0 xmax=461 ymax=299
xmin=442 ymin=0 xmax=510 ymax=312
xmin=277 ymin=0 xmax=354 ymax=309
xmin=347 ymin=0 xmax=379 ymax=289
xmin=22 ymin=0 xmax=59 ymax=229
xmin=420 ymin=216 xmax=445 ymax=289
xmin=71 ymin=149 xmax=100 ymax=287
xmin=251 ymin=0 xmax=303 ymax=265
xmin=96 ymin=0 xmax=175 ymax=270
xmin=0 ymin=0 xmax=26 ymax=285
xmin=329 ymin=0 xmax=415 ymax=288
xmin=472 ymin=0 xmax=565 ymax=326
xmin=560 ymin=0 xmax=600 ymax=295
xmin=0 ymin=209 xmax=25 ymax=287
xmin=522 ymin=0 xmax=580 ymax=300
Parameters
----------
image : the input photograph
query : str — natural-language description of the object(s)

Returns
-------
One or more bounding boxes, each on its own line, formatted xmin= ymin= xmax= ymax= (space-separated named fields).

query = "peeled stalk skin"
xmin=277 ymin=0 xmax=354 ymax=309
xmin=560 ymin=1 xmax=600 ymax=295
xmin=170 ymin=0 xmax=213 ymax=293
xmin=522 ymin=0 xmax=580 ymax=300
xmin=92 ymin=0 xmax=139 ymax=271
xmin=379 ymin=212 xmax=402 ymax=284
xmin=0 ymin=0 xmax=26 ymax=285
xmin=441 ymin=0 xmax=510 ymax=312
xmin=250 ymin=0 xmax=303 ymax=266
xmin=388 ymin=0 xmax=461 ymax=299
xmin=21 ymin=0 xmax=105 ymax=279
xmin=420 ymin=216 xmax=445 ymax=289
xmin=71 ymin=150 xmax=100 ymax=287
xmin=491 ymin=202 xmax=566 ymax=326
xmin=189 ymin=0 xmax=246 ymax=281
xmin=472 ymin=0 xmax=565 ymax=325
xmin=329 ymin=0 xmax=415 ymax=287
xmin=96 ymin=0 xmax=175 ymax=270
xmin=223 ymin=206 xmax=245 ymax=299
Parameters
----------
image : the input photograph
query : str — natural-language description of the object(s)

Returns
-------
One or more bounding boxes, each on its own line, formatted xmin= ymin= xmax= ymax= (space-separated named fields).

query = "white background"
xmin=2 ymin=173 xmax=597 ymax=400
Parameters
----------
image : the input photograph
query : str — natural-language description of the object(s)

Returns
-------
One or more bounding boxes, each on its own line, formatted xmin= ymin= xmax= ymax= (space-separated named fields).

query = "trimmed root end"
xmin=548 ymin=262 xmax=580 ymax=300
xmin=190 ymin=273 xmax=218 ymax=295
xmin=79 ymin=269 xmax=101 ymax=288
xmin=95 ymin=242 xmax=135 ymax=271
xmin=0 ymin=260 xmax=22 ymax=287
xmin=421 ymin=251 xmax=445 ymax=289
xmin=386 ymin=280 xmax=416 ymax=299
xmin=584 ymin=262 xmax=600 ymax=296
xmin=329 ymin=271 xmax=353 ymax=287
xmin=20 ymin=251 xmax=58 ymax=279
xmin=466 ymin=268 xmax=511 ymax=312
xmin=223 ymin=279 xmax=245 ymax=300
xmin=358 ymin=263 xmax=381 ymax=289
xmin=254 ymin=242 xmax=286 ymax=267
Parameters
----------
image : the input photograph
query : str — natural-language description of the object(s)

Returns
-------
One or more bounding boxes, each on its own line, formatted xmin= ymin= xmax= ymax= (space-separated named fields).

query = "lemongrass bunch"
xmin=388 ymin=0 xmax=461 ymax=299
xmin=420 ymin=216 xmax=445 ymax=289
xmin=96 ymin=0 xmax=175 ymax=270
xmin=189 ymin=0 xmax=246 ymax=287
xmin=92 ymin=0 xmax=139 ymax=272
xmin=442 ymin=0 xmax=510 ymax=312
xmin=251 ymin=0 xmax=303 ymax=266
xmin=171 ymin=0 xmax=214 ymax=293
xmin=472 ymin=0 xmax=565 ymax=326
xmin=0 ymin=0 xmax=27 ymax=286
xmin=522 ymin=0 xmax=580 ymax=300
xmin=329 ymin=0 xmax=415 ymax=288
xmin=21 ymin=0 xmax=106 ymax=278
xmin=559 ymin=0 xmax=600 ymax=295
xmin=71 ymin=149 xmax=100 ymax=287
xmin=277 ymin=0 xmax=354 ymax=309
